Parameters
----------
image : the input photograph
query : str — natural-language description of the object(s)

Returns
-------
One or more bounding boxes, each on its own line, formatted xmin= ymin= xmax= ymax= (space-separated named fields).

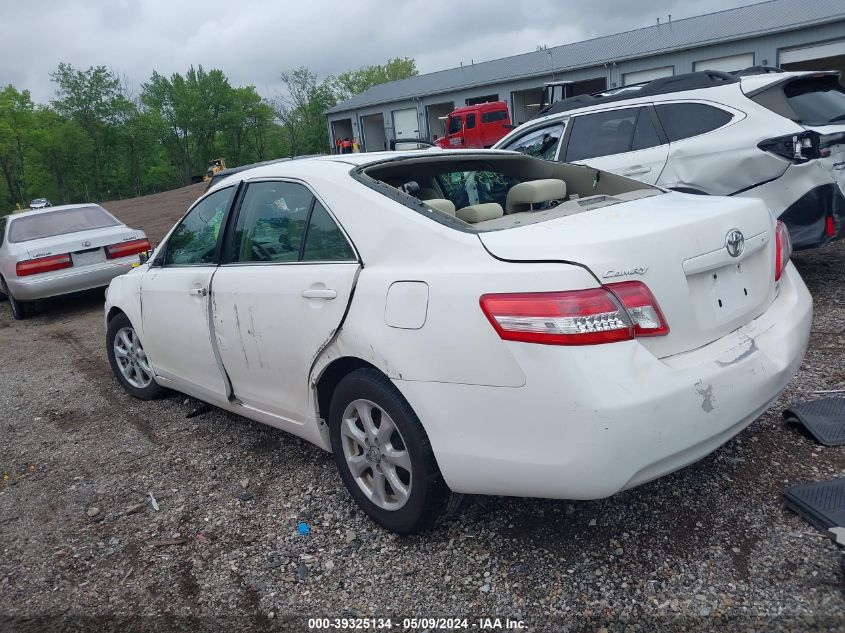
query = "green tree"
xmin=275 ymin=67 xmax=337 ymax=155
xmin=50 ymin=63 xmax=127 ymax=198
xmin=328 ymin=57 xmax=418 ymax=102
xmin=0 ymin=85 xmax=35 ymax=207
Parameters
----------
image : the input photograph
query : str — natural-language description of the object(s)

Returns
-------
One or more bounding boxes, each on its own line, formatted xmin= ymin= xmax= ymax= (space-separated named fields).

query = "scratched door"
xmin=210 ymin=180 xmax=360 ymax=423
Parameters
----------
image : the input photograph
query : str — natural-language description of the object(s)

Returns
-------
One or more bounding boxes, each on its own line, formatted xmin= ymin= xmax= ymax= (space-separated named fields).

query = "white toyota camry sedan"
xmin=104 ymin=150 xmax=812 ymax=533
xmin=1 ymin=204 xmax=149 ymax=319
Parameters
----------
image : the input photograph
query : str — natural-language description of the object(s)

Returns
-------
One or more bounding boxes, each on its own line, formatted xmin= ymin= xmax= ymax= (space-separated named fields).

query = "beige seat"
xmin=505 ymin=179 xmax=567 ymax=214
xmin=456 ymin=202 xmax=504 ymax=223
xmin=424 ymin=199 xmax=456 ymax=216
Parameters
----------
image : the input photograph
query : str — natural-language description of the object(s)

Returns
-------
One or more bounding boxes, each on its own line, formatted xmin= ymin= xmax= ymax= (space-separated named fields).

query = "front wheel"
xmin=329 ymin=368 xmax=459 ymax=533
xmin=106 ymin=312 xmax=165 ymax=400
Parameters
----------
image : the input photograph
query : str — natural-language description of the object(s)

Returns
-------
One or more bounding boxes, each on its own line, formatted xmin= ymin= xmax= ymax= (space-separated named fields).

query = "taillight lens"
xmin=105 ymin=238 xmax=151 ymax=259
xmin=479 ymin=281 xmax=669 ymax=346
xmin=16 ymin=254 xmax=72 ymax=277
xmin=758 ymin=131 xmax=821 ymax=163
xmin=774 ymin=220 xmax=792 ymax=282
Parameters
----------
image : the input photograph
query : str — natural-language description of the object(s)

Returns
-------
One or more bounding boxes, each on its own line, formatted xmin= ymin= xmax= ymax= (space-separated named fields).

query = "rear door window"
xmin=654 ymin=103 xmax=733 ymax=142
xmin=229 ymin=181 xmax=313 ymax=263
xmin=503 ymin=124 xmax=565 ymax=160
xmin=565 ymin=108 xmax=639 ymax=162
xmin=8 ymin=206 xmax=121 ymax=243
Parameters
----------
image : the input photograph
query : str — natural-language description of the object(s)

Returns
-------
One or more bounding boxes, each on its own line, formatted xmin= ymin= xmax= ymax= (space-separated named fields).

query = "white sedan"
xmin=104 ymin=150 xmax=812 ymax=533
xmin=0 ymin=204 xmax=149 ymax=319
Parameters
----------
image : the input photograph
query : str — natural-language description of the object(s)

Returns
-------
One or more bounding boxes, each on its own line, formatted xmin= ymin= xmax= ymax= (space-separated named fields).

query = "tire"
xmin=329 ymin=368 xmax=457 ymax=533
xmin=106 ymin=312 xmax=166 ymax=400
xmin=0 ymin=277 xmax=34 ymax=319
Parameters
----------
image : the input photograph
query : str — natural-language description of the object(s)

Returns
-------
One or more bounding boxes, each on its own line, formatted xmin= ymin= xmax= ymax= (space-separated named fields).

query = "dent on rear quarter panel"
xmin=660 ymin=138 xmax=788 ymax=195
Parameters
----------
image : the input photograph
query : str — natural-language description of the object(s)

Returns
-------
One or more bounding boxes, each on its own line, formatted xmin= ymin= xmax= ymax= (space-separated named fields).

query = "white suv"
xmin=495 ymin=69 xmax=845 ymax=250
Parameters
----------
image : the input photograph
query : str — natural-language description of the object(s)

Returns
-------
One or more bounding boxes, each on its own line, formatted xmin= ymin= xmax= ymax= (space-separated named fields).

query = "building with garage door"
xmin=326 ymin=0 xmax=845 ymax=152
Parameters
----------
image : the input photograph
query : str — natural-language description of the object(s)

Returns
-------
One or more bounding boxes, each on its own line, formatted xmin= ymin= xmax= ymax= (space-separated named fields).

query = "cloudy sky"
xmin=2 ymin=0 xmax=760 ymax=104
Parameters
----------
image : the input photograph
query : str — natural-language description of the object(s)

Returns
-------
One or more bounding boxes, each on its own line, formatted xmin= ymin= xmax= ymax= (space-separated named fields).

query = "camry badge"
xmin=603 ymin=266 xmax=648 ymax=278
xmin=725 ymin=230 xmax=744 ymax=258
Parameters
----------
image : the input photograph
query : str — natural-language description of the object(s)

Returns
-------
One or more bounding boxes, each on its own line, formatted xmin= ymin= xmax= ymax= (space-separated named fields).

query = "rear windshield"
xmin=8 ymin=206 xmax=120 ymax=243
xmin=784 ymin=76 xmax=845 ymax=125
xmin=752 ymin=75 xmax=845 ymax=126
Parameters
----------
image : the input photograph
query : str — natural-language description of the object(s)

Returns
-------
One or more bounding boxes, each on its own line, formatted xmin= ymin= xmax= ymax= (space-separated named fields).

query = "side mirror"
xmin=138 ymin=250 xmax=151 ymax=265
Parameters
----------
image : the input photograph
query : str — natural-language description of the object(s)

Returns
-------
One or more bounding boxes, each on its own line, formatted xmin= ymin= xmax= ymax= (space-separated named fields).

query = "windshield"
xmin=784 ymin=76 xmax=845 ymax=125
xmin=9 ymin=206 xmax=121 ymax=243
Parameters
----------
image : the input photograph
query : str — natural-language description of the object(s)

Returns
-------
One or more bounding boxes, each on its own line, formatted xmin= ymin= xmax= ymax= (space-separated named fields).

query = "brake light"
xmin=758 ymin=131 xmax=821 ymax=163
xmin=16 ymin=254 xmax=72 ymax=277
xmin=479 ymin=281 xmax=669 ymax=346
xmin=105 ymin=238 xmax=151 ymax=259
xmin=774 ymin=220 xmax=792 ymax=282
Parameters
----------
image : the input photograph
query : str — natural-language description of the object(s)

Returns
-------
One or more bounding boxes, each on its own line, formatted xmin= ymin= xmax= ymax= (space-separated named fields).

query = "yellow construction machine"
xmin=203 ymin=158 xmax=227 ymax=182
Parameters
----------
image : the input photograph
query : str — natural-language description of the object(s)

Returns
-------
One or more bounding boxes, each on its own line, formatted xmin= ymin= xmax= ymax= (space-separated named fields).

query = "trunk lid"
xmin=478 ymin=192 xmax=777 ymax=358
xmin=23 ymin=226 xmax=144 ymax=268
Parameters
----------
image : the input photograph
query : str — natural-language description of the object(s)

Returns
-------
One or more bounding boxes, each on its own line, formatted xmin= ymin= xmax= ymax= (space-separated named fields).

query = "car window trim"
xmin=159 ymin=183 xmax=240 ymax=268
xmin=219 ymin=177 xmax=360 ymax=267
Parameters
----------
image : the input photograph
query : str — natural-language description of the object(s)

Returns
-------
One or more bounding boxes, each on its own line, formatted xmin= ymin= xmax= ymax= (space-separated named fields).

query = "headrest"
xmin=425 ymin=199 xmax=456 ymax=216
xmin=418 ymin=187 xmax=441 ymax=200
xmin=506 ymin=179 xmax=567 ymax=213
xmin=456 ymin=203 xmax=504 ymax=223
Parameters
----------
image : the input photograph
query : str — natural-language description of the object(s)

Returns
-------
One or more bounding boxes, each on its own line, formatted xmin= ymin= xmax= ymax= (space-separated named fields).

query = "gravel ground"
xmin=0 ymin=188 xmax=843 ymax=631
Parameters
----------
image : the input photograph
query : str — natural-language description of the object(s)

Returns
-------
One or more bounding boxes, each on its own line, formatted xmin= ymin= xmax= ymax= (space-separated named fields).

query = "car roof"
xmin=527 ymin=69 xmax=833 ymax=124
xmin=205 ymin=149 xmax=520 ymax=193
xmin=8 ymin=203 xmax=108 ymax=220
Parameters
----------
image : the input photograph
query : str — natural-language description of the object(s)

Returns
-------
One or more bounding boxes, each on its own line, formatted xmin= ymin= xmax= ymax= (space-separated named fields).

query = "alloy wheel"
xmin=340 ymin=398 xmax=412 ymax=511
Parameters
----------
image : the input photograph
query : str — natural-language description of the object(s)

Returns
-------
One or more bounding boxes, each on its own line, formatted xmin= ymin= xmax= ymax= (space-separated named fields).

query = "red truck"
xmin=435 ymin=101 xmax=512 ymax=149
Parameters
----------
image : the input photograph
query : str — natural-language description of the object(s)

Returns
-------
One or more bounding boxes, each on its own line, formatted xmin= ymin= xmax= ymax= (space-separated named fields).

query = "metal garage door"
xmin=623 ymin=66 xmax=673 ymax=86
xmin=392 ymin=108 xmax=419 ymax=140
xmin=780 ymin=39 xmax=845 ymax=65
xmin=694 ymin=53 xmax=754 ymax=73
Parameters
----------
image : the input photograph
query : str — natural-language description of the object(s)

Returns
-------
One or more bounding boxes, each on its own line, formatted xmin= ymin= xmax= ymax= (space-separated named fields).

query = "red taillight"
xmin=479 ymin=281 xmax=669 ymax=346
xmin=105 ymin=238 xmax=150 ymax=259
xmin=16 ymin=254 xmax=72 ymax=277
xmin=825 ymin=215 xmax=835 ymax=237
xmin=774 ymin=220 xmax=792 ymax=282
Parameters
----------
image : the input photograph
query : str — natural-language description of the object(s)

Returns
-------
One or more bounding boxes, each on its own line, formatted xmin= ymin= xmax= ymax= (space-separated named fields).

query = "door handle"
xmin=301 ymin=288 xmax=337 ymax=300
xmin=189 ymin=287 xmax=208 ymax=297
xmin=622 ymin=166 xmax=651 ymax=176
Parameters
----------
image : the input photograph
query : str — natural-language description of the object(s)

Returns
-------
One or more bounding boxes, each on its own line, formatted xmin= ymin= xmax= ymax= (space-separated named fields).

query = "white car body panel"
xmin=494 ymin=71 xmax=845 ymax=249
xmin=104 ymin=151 xmax=813 ymax=500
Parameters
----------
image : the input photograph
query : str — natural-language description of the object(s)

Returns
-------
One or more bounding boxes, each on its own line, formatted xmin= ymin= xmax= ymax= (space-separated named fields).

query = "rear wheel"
xmin=0 ymin=278 xmax=35 ymax=319
xmin=329 ymin=368 xmax=458 ymax=533
xmin=106 ymin=312 xmax=165 ymax=400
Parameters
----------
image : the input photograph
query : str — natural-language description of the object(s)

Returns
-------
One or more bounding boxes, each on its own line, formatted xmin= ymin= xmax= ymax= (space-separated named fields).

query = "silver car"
xmin=0 ymin=204 xmax=149 ymax=319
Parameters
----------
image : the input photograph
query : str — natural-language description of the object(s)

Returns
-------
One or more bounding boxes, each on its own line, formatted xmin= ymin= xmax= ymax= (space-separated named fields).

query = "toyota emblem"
xmin=725 ymin=230 xmax=744 ymax=258
xmin=82 ymin=240 xmax=92 ymax=247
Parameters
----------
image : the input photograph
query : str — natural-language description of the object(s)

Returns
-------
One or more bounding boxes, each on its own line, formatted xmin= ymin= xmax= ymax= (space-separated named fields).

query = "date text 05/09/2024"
xmin=307 ymin=617 xmax=528 ymax=630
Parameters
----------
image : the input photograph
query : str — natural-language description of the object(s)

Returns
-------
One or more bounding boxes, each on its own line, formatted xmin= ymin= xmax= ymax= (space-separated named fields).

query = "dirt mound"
xmin=102 ymin=182 xmax=206 ymax=243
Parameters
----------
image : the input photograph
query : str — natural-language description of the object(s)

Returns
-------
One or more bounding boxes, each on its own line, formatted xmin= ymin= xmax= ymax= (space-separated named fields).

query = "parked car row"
xmin=4 ymin=67 xmax=835 ymax=533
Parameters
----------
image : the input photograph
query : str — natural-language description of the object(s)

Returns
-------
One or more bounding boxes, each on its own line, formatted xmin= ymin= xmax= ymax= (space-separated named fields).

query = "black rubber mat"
xmin=783 ymin=398 xmax=845 ymax=446
xmin=783 ymin=478 xmax=845 ymax=532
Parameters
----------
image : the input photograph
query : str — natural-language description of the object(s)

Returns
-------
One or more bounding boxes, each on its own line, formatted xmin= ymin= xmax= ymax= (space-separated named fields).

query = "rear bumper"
xmin=6 ymin=257 xmax=139 ymax=301
xmin=395 ymin=263 xmax=812 ymax=499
